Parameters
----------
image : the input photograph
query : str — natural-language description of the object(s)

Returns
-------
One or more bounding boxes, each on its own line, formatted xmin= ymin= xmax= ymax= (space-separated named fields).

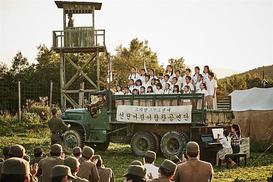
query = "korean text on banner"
xmin=116 ymin=105 xmax=192 ymax=123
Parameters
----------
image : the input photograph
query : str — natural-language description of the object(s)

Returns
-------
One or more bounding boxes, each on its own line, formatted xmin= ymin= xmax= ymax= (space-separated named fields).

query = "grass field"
xmin=0 ymin=117 xmax=272 ymax=182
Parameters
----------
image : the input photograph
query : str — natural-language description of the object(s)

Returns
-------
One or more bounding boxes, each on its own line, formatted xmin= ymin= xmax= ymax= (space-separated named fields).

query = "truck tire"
xmin=62 ymin=129 xmax=83 ymax=154
xmin=131 ymin=131 xmax=158 ymax=156
xmin=160 ymin=131 xmax=188 ymax=158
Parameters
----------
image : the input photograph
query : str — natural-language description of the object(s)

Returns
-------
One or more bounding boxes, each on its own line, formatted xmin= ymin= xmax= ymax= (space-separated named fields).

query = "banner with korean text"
xmin=116 ymin=105 xmax=192 ymax=123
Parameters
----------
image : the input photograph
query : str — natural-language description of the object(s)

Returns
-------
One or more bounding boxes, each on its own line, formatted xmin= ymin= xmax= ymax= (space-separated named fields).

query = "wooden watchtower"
xmin=52 ymin=1 xmax=107 ymax=110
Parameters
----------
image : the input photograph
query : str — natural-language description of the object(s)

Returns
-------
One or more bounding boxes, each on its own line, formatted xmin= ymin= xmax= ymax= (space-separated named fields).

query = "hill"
xmin=217 ymin=64 xmax=273 ymax=97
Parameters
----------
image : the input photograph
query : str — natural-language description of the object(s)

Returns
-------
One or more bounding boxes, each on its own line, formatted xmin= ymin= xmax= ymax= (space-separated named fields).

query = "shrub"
xmin=28 ymin=103 xmax=50 ymax=121
xmin=22 ymin=112 xmax=40 ymax=124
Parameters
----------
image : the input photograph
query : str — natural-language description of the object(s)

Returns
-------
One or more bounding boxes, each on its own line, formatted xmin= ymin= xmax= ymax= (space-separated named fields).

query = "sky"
xmin=0 ymin=0 xmax=272 ymax=78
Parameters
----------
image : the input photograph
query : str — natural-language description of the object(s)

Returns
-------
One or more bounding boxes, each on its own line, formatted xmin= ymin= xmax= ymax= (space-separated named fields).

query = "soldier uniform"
xmin=37 ymin=144 xmax=64 ymax=182
xmin=64 ymin=156 xmax=88 ymax=182
xmin=48 ymin=108 xmax=70 ymax=145
xmin=123 ymin=165 xmax=146 ymax=181
xmin=149 ymin=159 xmax=177 ymax=182
xmin=93 ymin=155 xmax=115 ymax=182
xmin=30 ymin=147 xmax=44 ymax=165
xmin=72 ymin=146 xmax=82 ymax=159
xmin=77 ymin=146 xmax=100 ymax=181
xmin=174 ymin=142 xmax=214 ymax=182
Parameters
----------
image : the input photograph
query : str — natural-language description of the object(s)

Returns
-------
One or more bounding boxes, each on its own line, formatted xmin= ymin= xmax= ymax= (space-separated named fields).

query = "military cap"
xmin=2 ymin=157 xmax=30 ymax=175
xmin=72 ymin=147 xmax=82 ymax=154
xmin=34 ymin=147 xmax=43 ymax=155
xmin=92 ymin=155 xmax=102 ymax=161
xmin=130 ymin=160 xmax=143 ymax=166
xmin=144 ymin=150 xmax=156 ymax=159
xmin=51 ymin=165 xmax=76 ymax=179
xmin=9 ymin=144 xmax=25 ymax=158
xmin=51 ymin=144 xmax=63 ymax=154
xmin=186 ymin=141 xmax=200 ymax=153
xmin=64 ymin=157 xmax=80 ymax=172
xmin=82 ymin=146 xmax=94 ymax=158
xmin=124 ymin=165 xmax=146 ymax=178
xmin=160 ymin=159 xmax=177 ymax=174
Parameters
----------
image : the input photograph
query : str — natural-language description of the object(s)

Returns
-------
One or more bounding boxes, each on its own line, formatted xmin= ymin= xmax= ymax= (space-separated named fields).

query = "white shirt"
xmin=139 ymin=75 xmax=145 ymax=84
xmin=129 ymin=85 xmax=135 ymax=93
xmin=163 ymin=89 xmax=172 ymax=94
xmin=143 ymin=81 xmax=151 ymax=91
xmin=144 ymin=163 xmax=159 ymax=179
xmin=207 ymin=78 xmax=218 ymax=96
xmin=115 ymin=91 xmax=124 ymax=95
xmin=182 ymin=83 xmax=194 ymax=92
xmin=176 ymin=76 xmax=183 ymax=89
xmin=155 ymin=89 xmax=163 ymax=94
xmin=195 ymin=81 xmax=202 ymax=92
xmin=197 ymin=89 xmax=209 ymax=97
xmin=202 ymin=73 xmax=209 ymax=84
xmin=220 ymin=136 xmax=232 ymax=149
xmin=128 ymin=73 xmax=140 ymax=82
xmin=192 ymin=74 xmax=199 ymax=84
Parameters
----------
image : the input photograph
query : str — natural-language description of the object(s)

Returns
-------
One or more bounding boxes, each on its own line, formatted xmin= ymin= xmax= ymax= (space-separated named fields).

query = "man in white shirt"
xmin=175 ymin=70 xmax=183 ymax=90
xmin=182 ymin=68 xmax=192 ymax=86
xmin=207 ymin=72 xmax=218 ymax=110
xmin=182 ymin=76 xmax=194 ymax=92
xmin=143 ymin=150 xmax=158 ymax=180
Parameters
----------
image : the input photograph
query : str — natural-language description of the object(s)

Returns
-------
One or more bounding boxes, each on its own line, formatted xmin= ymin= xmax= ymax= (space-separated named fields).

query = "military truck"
xmin=61 ymin=90 xmax=233 ymax=160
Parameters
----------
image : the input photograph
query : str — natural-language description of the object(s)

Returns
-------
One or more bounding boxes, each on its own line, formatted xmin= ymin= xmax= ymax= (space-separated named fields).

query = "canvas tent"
xmin=230 ymin=87 xmax=273 ymax=143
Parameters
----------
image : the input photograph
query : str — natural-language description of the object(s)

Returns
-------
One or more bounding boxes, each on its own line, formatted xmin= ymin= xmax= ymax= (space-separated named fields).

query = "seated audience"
xmin=123 ymin=165 xmax=147 ymax=182
xmin=149 ymin=159 xmax=177 ymax=182
xmin=143 ymin=150 xmax=158 ymax=180
xmin=174 ymin=141 xmax=214 ymax=182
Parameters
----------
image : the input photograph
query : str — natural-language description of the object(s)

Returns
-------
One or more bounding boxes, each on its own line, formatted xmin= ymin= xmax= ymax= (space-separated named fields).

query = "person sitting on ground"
xmin=64 ymin=156 xmax=88 ymax=182
xmin=2 ymin=146 xmax=10 ymax=160
xmin=123 ymin=165 xmax=147 ymax=182
xmin=92 ymin=155 xmax=115 ymax=182
xmin=37 ymin=144 xmax=65 ymax=182
xmin=9 ymin=144 xmax=26 ymax=159
xmin=143 ymin=150 xmax=158 ymax=180
xmin=72 ymin=147 xmax=82 ymax=160
xmin=149 ymin=159 xmax=177 ymax=182
xmin=77 ymin=146 xmax=100 ymax=182
xmin=30 ymin=147 xmax=44 ymax=165
xmin=174 ymin=141 xmax=214 ymax=182
xmin=216 ymin=129 xmax=234 ymax=167
xmin=51 ymin=165 xmax=76 ymax=182
xmin=1 ymin=157 xmax=36 ymax=182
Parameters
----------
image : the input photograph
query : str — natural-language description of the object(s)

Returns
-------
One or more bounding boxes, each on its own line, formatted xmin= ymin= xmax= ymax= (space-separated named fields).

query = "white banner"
xmin=116 ymin=105 xmax=192 ymax=123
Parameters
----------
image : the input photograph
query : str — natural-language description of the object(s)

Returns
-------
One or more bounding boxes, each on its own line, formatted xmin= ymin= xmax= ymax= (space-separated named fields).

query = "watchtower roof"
xmin=55 ymin=1 xmax=102 ymax=13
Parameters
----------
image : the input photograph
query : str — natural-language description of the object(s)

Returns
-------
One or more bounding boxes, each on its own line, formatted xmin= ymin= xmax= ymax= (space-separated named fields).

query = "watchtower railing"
xmin=52 ymin=27 xmax=105 ymax=49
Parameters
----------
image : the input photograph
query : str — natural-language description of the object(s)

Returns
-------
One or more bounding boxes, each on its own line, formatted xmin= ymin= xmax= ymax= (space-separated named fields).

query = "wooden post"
xmin=79 ymin=82 xmax=85 ymax=108
xmin=60 ymin=53 xmax=65 ymax=111
xmin=96 ymin=51 xmax=100 ymax=90
xmin=18 ymin=81 xmax=21 ymax=122
xmin=49 ymin=81 xmax=53 ymax=108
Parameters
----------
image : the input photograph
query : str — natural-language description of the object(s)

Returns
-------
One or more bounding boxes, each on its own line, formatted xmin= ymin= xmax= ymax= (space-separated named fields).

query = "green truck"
xmin=61 ymin=90 xmax=233 ymax=161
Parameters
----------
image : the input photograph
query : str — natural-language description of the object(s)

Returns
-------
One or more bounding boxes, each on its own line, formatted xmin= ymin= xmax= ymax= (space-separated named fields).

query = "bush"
xmin=22 ymin=112 xmax=40 ymax=124
xmin=28 ymin=104 xmax=50 ymax=121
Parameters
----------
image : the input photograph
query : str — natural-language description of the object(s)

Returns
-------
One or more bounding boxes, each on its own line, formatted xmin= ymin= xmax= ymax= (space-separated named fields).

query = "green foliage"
xmin=168 ymin=57 xmax=187 ymax=74
xmin=27 ymin=103 xmax=50 ymax=121
xmin=22 ymin=112 xmax=41 ymax=124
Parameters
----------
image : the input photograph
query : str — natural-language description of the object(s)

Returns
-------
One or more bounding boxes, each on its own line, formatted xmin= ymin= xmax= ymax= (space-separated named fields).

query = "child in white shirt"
xmin=182 ymin=68 xmax=192 ymax=86
xmin=216 ymin=129 xmax=233 ymax=166
xmin=132 ymin=88 xmax=139 ymax=106
xmin=114 ymin=85 xmax=124 ymax=107
xmin=192 ymin=66 xmax=201 ymax=85
xmin=202 ymin=65 xmax=210 ymax=84
xmin=139 ymin=69 xmax=146 ymax=84
xmin=146 ymin=86 xmax=154 ymax=106
xmin=128 ymin=79 xmax=135 ymax=93
xmin=128 ymin=67 xmax=140 ymax=83
xmin=207 ymin=72 xmax=218 ymax=110
xmin=195 ymin=74 xmax=204 ymax=92
xmin=197 ymin=83 xmax=209 ymax=109
xmin=182 ymin=85 xmax=192 ymax=105
xmin=143 ymin=75 xmax=151 ymax=91
xmin=155 ymin=83 xmax=163 ymax=106
xmin=148 ymin=69 xmax=158 ymax=81
xmin=139 ymin=86 xmax=146 ymax=106
xmin=182 ymin=76 xmax=194 ymax=92
xmin=165 ymin=65 xmax=175 ymax=81
xmin=135 ymin=79 xmax=143 ymax=92
xmin=175 ymin=70 xmax=183 ymax=89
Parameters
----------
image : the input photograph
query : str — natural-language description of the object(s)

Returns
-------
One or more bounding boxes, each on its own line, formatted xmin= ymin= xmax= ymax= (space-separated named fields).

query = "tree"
xmin=10 ymin=52 xmax=29 ymax=75
xmin=111 ymin=38 xmax=164 ymax=86
xmin=168 ymin=57 xmax=187 ymax=74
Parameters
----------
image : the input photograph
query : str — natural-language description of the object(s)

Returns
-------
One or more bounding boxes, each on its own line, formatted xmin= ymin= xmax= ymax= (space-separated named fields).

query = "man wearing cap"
xmin=48 ymin=107 xmax=70 ymax=145
xmin=37 ymin=144 xmax=64 ymax=182
xmin=9 ymin=144 xmax=26 ymax=158
xmin=72 ymin=146 xmax=82 ymax=160
xmin=1 ymin=157 xmax=32 ymax=182
xmin=77 ymin=146 xmax=100 ymax=181
xmin=92 ymin=155 xmax=115 ymax=182
xmin=2 ymin=146 xmax=10 ymax=160
xmin=30 ymin=147 xmax=44 ymax=165
xmin=64 ymin=156 xmax=88 ymax=182
xmin=51 ymin=165 xmax=76 ymax=182
xmin=131 ymin=160 xmax=143 ymax=166
xmin=143 ymin=150 xmax=158 ymax=180
xmin=174 ymin=141 xmax=214 ymax=182
xmin=149 ymin=159 xmax=177 ymax=182
xmin=124 ymin=165 xmax=146 ymax=182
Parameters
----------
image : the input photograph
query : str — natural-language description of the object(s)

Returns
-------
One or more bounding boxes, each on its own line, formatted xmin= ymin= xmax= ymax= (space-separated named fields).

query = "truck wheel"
xmin=160 ymin=131 xmax=188 ymax=158
xmin=62 ymin=130 xmax=83 ymax=154
xmin=131 ymin=131 xmax=157 ymax=156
